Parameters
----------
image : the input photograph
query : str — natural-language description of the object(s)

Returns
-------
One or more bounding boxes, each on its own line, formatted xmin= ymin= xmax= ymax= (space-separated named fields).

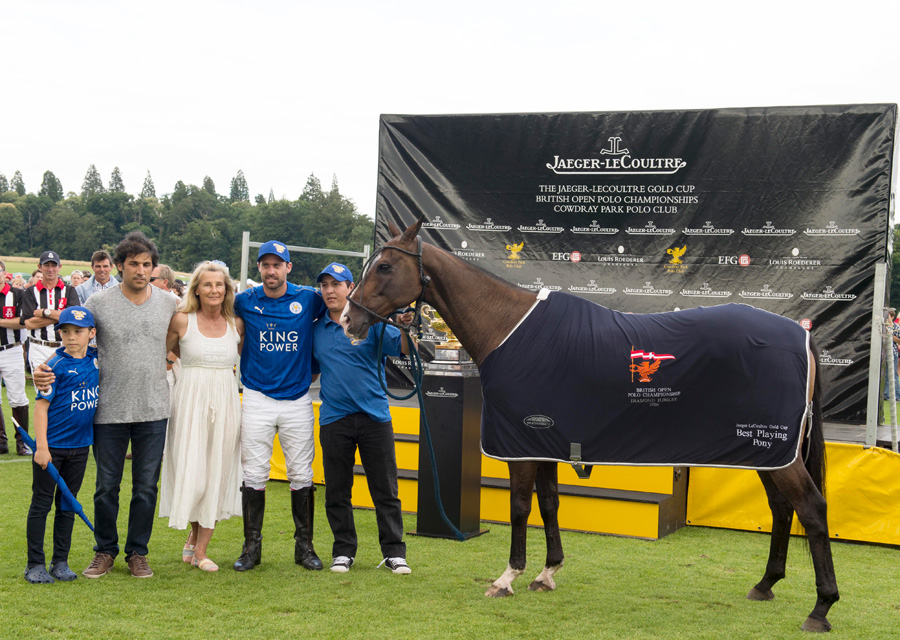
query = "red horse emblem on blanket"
xmin=629 ymin=348 xmax=676 ymax=382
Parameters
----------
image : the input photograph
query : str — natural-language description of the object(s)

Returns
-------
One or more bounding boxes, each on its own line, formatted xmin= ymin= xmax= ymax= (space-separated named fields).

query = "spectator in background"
xmin=0 ymin=259 xmax=30 ymax=455
xmin=69 ymin=271 xmax=85 ymax=287
xmin=12 ymin=274 xmax=26 ymax=289
xmin=76 ymin=250 xmax=116 ymax=304
xmin=21 ymin=251 xmax=81 ymax=374
xmin=150 ymin=265 xmax=175 ymax=291
xmin=27 ymin=271 xmax=42 ymax=288
xmin=884 ymin=308 xmax=900 ymax=400
xmin=172 ymin=280 xmax=185 ymax=298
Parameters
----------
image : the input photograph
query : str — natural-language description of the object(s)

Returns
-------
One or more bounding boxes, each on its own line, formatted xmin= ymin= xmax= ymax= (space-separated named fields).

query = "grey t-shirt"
xmin=84 ymin=284 xmax=179 ymax=424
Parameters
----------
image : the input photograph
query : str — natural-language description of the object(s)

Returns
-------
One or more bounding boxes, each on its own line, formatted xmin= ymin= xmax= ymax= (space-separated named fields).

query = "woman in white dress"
xmin=160 ymin=261 xmax=244 ymax=571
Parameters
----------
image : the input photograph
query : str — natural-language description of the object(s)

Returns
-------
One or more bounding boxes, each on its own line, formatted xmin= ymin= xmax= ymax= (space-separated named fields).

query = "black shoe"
xmin=330 ymin=556 xmax=354 ymax=573
xmin=381 ymin=557 xmax=412 ymax=574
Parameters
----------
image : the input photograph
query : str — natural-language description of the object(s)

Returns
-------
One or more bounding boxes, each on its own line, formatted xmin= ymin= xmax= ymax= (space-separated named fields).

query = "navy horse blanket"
xmin=479 ymin=290 xmax=811 ymax=470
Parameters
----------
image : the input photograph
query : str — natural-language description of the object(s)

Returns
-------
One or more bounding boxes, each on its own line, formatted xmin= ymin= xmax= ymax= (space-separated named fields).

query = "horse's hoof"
xmin=801 ymin=617 xmax=832 ymax=633
xmin=485 ymin=585 xmax=513 ymax=598
xmin=746 ymin=587 xmax=775 ymax=601
xmin=528 ymin=579 xmax=555 ymax=592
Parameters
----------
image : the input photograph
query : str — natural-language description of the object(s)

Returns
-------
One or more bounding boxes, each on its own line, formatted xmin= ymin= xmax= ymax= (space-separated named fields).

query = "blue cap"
xmin=316 ymin=262 xmax=353 ymax=283
xmin=257 ymin=241 xmax=290 ymax=263
xmin=58 ymin=306 xmax=95 ymax=328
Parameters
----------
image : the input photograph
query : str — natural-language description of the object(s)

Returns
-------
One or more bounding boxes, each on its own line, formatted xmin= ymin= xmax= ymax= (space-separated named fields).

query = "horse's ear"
xmin=400 ymin=217 xmax=425 ymax=244
xmin=387 ymin=221 xmax=402 ymax=238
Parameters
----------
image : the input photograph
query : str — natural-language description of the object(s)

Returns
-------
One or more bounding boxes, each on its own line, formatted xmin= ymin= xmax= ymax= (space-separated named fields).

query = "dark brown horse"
xmin=342 ymin=218 xmax=838 ymax=632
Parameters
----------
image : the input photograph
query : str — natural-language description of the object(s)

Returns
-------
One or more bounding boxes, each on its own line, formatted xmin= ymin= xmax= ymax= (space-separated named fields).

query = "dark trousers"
xmin=26 ymin=446 xmax=89 ymax=567
xmin=319 ymin=414 xmax=406 ymax=559
xmin=93 ymin=420 xmax=167 ymax=559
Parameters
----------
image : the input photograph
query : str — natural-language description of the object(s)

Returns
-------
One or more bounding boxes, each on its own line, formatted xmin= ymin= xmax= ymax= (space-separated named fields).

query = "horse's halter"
xmin=347 ymin=236 xmax=431 ymax=334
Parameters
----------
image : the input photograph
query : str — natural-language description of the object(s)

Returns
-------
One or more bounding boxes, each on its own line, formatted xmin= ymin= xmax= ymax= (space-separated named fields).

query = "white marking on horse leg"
xmin=485 ymin=564 xmax=524 ymax=597
xmin=529 ymin=563 xmax=562 ymax=592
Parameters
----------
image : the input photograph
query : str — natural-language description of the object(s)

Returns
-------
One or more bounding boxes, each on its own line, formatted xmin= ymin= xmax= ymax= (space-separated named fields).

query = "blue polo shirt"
xmin=312 ymin=314 xmax=403 ymax=425
xmin=235 ymin=283 xmax=326 ymax=401
xmin=36 ymin=346 xmax=99 ymax=448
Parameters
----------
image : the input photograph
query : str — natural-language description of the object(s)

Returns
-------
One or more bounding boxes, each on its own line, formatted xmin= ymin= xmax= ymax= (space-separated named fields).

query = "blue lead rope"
xmin=376 ymin=323 xmax=467 ymax=542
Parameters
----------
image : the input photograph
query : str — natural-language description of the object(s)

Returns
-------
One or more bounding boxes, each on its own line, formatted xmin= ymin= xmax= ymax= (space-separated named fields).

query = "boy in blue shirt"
xmin=24 ymin=306 xmax=99 ymax=584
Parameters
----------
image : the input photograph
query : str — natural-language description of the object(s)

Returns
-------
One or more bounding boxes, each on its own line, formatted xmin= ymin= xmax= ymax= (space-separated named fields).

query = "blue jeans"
xmin=92 ymin=420 xmax=167 ymax=559
xmin=319 ymin=414 xmax=406 ymax=559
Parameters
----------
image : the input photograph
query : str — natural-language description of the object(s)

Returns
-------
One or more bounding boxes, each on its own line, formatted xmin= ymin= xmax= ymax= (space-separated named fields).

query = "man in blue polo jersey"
xmin=233 ymin=240 xmax=326 ymax=572
xmin=312 ymin=262 xmax=412 ymax=575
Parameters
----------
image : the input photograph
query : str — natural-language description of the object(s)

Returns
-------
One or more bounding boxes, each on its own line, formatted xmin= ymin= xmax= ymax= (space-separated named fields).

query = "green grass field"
xmin=2 ymin=390 xmax=899 ymax=639
xmin=1 ymin=256 xmax=91 ymax=279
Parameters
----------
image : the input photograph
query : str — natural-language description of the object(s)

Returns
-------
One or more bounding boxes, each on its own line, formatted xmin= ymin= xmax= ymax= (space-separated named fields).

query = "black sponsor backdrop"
xmin=375 ymin=105 xmax=898 ymax=423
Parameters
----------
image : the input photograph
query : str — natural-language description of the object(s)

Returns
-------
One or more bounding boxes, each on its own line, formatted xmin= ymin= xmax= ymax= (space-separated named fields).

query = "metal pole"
xmin=239 ymin=231 xmax=250 ymax=292
xmin=866 ymin=263 xmax=888 ymax=448
xmin=238 ymin=231 xmax=370 ymax=291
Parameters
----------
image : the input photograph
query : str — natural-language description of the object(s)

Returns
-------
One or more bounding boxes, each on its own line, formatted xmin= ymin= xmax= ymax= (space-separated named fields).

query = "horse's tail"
xmin=805 ymin=333 xmax=827 ymax=498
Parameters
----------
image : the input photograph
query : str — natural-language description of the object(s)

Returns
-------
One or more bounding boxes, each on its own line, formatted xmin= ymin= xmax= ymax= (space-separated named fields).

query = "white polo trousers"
xmin=27 ymin=342 xmax=57 ymax=379
xmin=0 ymin=344 xmax=28 ymax=407
xmin=241 ymin=387 xmax=315 ymax=490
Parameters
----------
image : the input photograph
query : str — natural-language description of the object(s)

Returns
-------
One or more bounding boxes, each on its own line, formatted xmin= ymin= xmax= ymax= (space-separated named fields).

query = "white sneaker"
xmin=380 ymin=557 xmax=411 ymax=574
xmin=331 ymin=556 xmax=354 ymax=573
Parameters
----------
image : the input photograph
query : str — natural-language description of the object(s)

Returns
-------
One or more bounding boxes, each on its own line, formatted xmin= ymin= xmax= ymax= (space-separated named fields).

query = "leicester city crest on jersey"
xmin=94 ymin=358 xmax=99 ymax=369
xmin=290 ymin=302 xmax=302 ymax=314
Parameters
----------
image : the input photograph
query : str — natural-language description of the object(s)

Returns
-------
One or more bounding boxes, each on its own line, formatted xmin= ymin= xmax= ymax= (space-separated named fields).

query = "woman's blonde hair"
xmin=179 ymin=261 xmax=236 ymax=325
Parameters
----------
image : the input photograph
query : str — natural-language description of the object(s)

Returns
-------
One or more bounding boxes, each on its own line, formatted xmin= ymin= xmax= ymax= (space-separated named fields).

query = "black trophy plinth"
xmin=411 ymin=347 xmax=488 ymax=539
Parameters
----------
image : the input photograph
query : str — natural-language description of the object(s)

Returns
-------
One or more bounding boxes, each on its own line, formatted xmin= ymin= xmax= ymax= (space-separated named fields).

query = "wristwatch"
xmin=42 ymin=309 xmax=51 ymax=318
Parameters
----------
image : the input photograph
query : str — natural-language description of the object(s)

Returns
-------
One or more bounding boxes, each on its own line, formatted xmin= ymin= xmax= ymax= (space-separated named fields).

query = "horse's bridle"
xmin=347 ymin=236 xmax=431 ymax=334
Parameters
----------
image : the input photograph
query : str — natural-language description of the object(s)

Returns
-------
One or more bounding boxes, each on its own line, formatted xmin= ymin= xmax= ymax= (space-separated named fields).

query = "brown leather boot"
xmin=12 ymin=405 xmax=30 ymax=456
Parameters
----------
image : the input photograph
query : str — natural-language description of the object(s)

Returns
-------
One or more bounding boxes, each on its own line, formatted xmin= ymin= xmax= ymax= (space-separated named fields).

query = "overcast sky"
xmin=4 ymin=0 xmax=898 ymax=218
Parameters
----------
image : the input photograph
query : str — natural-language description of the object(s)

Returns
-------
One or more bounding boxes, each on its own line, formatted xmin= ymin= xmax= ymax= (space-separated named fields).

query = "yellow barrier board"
xmin=271 ymin=402 xmax=675 ymax=494
xmin=686 ymin=443 xmax=900 ymax=546
xmin=270 ymin=401 xmax=673 ymax=537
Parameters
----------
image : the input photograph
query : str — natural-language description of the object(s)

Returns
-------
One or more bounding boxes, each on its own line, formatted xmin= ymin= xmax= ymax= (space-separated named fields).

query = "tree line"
xmin=0 ymin=166 xmax=375 ymax=284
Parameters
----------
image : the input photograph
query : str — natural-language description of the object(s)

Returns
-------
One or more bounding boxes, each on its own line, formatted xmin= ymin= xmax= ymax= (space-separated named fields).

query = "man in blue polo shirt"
xmin=312 ymin=262 xmax=412 ymax=575
xmin=233 ymin=241 xmax=326 ymax=572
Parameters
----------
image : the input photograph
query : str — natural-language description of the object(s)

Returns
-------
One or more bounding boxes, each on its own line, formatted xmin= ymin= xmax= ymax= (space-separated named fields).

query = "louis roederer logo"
xmin=546 ymin=137 xmax=687 ymax=175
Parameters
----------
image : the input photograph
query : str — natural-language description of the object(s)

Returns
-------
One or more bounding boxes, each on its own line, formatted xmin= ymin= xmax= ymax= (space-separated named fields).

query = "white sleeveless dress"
xmin=159 ymin=313 xmax=242 ymax=529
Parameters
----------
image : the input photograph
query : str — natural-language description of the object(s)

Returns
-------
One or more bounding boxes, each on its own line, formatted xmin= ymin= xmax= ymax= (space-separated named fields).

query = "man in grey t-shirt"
xmin=37 ymin=232 xmax=178 ymax=579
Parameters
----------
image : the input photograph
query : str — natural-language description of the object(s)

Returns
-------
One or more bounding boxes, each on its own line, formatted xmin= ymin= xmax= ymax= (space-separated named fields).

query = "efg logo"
xmin=523 ymin=415 xmax=554 ymax=429
xmin=546 ymin=137 xmax=687 ymax=175
xmin=718 ymin=254 xmax=751 ymax=266
xmin=551 ymin=251 xmax=582 ymax=262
